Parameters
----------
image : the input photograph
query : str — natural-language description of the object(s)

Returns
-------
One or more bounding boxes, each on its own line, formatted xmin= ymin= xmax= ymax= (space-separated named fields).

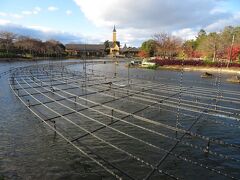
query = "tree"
xmin=137 ymin=50 xmax=148 ymax=58
xmin=15 ymin=36 xmax=43 ymax=56
xmin=14 ymin=37 xmax=65 ymax=57
xmin=0 ymin=31 xmax=16 ymax=54
xmin=14 ymin=36 xmax=30 ymax=53
xmin=43 ymin=40 xmax=65 ymax=57
xmin=195 ymin=29 xmax=207 ymax=49
xmin=104 ymin=40 xmax=110 ymax=54
xmin=140 ymin=39 xmax=156 ymax=57
xmin=153 ymin=33 xmax=182 ymax=59
xmin=49 ymin=40 xmax=65 ymax=56
xmin=198 ymin=32 xmax=221 ymax=61
xmin=227 ymin=44 xmax=240 ymax=61
xmin=198 ymin=29 xmax=207 ymax=37
xmin=182 ymin=40 xmax=196 ymax=58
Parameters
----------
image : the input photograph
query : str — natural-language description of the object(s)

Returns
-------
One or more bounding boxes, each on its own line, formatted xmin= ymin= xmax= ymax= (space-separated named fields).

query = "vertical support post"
xmin=27 ymin=99 xmax=30 ymax=107
xmin=11 ymin=76 xmax=15 ymax=85
xmin=204 ymin=140 xmax=210 ymax=156
xmin=128 ymin=63 xmax=130 ymax=86
xmin=215 ymin=59 xmax=222 ymax=110
xmin=114 ymin=60 xmax=117 ymax=77
xmin=111 ymin=109 xmax=114 ymax=123
xmin=53 ymin=120 xmax=57 ymax=138
xmin=74 ymin=96 xmax=77 ymax=109
xmin=53 ymin=120 xmax=56 ymax=129
xmin=176 ymin=59 xmax=184 ymax=138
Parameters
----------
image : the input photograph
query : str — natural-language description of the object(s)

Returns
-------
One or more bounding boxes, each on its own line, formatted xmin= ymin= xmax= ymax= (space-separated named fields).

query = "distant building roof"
xmin=121 ymin=46 xmax=140 ymax=53
xmin=65 ymin=44 xmax=105 ymax=51
xmin=106 ymin=41 xmax=120 ymax=48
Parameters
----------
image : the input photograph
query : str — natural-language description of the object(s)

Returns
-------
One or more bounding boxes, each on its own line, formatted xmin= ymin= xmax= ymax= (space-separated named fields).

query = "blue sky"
xmin=1 ymin=0 xmax=99 ymax=33
xmin=0 ymin=0 xmax=240 ymax=47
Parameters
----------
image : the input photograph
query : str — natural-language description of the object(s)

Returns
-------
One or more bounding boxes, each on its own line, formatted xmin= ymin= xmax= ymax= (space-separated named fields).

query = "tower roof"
xmin=113 ymin=25 xmax=116 ymax=32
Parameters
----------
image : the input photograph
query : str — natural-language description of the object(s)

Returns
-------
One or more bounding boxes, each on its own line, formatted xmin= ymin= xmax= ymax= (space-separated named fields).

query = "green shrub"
xmin=147 ymin=64 xmax=159 ymax=70
xmin=0 ymin=52 xmax=18 ymax=58
xmin=203 ymin=59 xmax=215 ymax=66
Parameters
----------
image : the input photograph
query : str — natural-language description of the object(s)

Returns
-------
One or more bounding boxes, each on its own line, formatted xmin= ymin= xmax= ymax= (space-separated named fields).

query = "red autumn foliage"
xmin=227 ymin=44 xmax=240 ymax=61
xmin=183 ymin=47 xmax=202 ymax=58
xmin=137 ymin=50 xmax=149 ymax=58
xmin=153 ymin=59 xmax=240 ymax=68
xmin=192 ymin=51 xmax=203 ymax=58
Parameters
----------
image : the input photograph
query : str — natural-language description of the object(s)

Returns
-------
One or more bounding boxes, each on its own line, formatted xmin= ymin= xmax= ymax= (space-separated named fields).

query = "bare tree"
xmin=44 ymin=40 xmax=65 ymax=57
xmin=15 ymin=36 xmax=46 ymax=57
xmin=0 ymin=31 xmax=16 ymax=54
xmin=153 ymin=33 xmax=182 ymax=59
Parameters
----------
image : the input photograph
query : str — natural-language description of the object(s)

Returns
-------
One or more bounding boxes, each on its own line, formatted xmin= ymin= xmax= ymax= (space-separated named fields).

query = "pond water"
xmin=0 ymin=59 xmax=239 ymax=180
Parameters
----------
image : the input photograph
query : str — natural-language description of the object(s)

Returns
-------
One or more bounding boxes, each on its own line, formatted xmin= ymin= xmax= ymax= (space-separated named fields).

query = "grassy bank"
xmin=152 ymin=59 xmax=240 ymax=73
xmin=158 ymin=65 xmax=240 ymax=74
xmin=154 ymin=59 xmax=240 ymax=68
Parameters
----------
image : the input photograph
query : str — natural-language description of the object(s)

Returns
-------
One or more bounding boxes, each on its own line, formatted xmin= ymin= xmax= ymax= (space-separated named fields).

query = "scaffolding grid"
xmin=9 ymin=61 xmax=240 ymax=180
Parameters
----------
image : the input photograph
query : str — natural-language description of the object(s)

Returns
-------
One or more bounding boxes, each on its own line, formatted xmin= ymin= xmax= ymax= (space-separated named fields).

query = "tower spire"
xmin=113 ymin=25 xmax=116 ymax=32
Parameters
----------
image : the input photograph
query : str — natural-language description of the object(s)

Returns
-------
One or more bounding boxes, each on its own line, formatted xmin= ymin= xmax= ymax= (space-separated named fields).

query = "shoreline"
xmin=1 ymin=57 xmax=239 ymax=74
xmin=0 ymin=57 xmax=100 ymax=62
xmin=0 ymin=57 xmax=115 ymax=62
xmin=0 ymin=57 xmax=64 ymax=62
xmin=158 ymin=65 xmax=240 ymax=74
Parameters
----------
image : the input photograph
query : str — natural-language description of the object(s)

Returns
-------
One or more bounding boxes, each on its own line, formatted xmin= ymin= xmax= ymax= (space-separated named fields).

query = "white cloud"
xmin=1 ymin=7 xmax=42 ymax=20
xmin=48 ymin=6 xmax=59 ymax=11
xmin=0 ymin=19 xmax=11 ymax=25
xmin=66 ymin=10 xmax=72 ymax=15
xmin=74 ymin=0 xmax=226 ymax=29
xmin=22 ymin=11 xmax=32 ymax=15
xmin=21 ymin=7 xmax=42 ymax=16
xmin=0 ymin=12 xmax=7 ymax=17
xmin=10 ymin=13 xmax=23 ymax=19
xmin=73 ymin=0 xmax=233 ymax=46
xmin=74 ymin=0 xmax=113 ymax=27
xmin=34 ymin=7 xmax=42 ymax=12
xmin=172 ymin=28 xmax=197 ymax=40
xmin=117 ymin=28 xmax=153 ymax=46
xmin=210 ymin=7 xmax=227 ymax=15
xmin=32 ymin=7 xmax=42 ymax=14
xmin=27 ymin=25 xmax=54 ymax=32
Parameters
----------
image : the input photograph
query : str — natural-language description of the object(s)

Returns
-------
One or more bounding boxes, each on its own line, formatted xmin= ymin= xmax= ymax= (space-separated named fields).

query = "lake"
xmin=0 ymin=59 xmax=239 ymax=180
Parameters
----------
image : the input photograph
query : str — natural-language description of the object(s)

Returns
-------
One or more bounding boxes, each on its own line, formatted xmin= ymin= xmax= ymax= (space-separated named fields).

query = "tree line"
xmin=0 ymin=31 xmax=65 ymax=58
xmin=139 ymin=26 xmax=240 ymax=63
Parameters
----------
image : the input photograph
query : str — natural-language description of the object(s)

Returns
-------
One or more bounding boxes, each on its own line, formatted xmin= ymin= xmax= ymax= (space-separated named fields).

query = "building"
xmin=65 ymin=25 xmax=140 ymax=58
xmin=65 ymin=44 xmax=105 ymax=57
xmin=109 ymin=25 xmax=120 ymax=56
xmin=120 ymin=44 xmax=140 ymax=57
